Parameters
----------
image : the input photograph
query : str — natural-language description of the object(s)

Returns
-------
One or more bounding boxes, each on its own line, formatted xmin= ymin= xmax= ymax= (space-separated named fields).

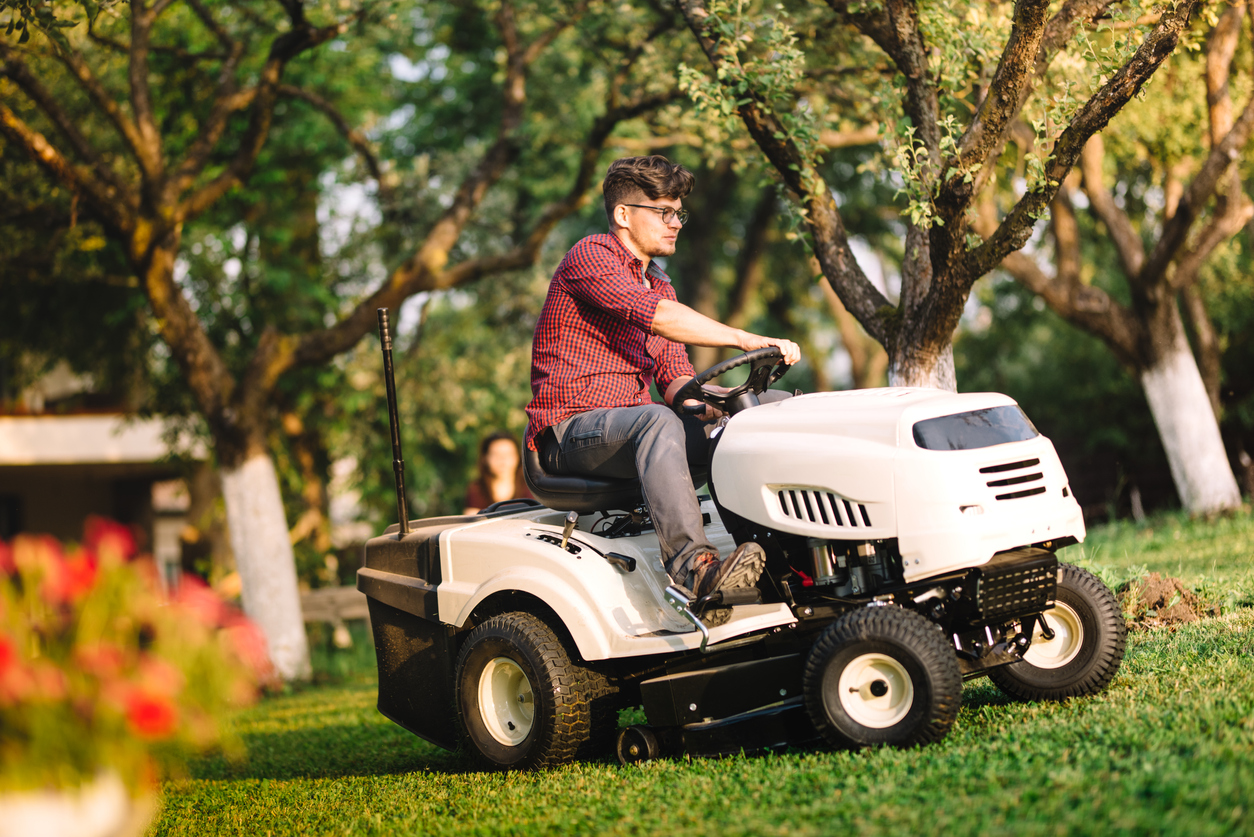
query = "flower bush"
xmin=0 ymin=518 xmax=271 ymax=792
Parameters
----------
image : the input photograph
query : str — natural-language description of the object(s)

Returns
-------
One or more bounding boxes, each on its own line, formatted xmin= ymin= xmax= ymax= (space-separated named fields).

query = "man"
xmin=525 ymin=156 xmax=801 ymax=599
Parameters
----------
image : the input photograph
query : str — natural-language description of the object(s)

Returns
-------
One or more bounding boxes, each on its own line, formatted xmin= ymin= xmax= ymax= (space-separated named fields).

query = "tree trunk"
xmin=1139 ymin=327 xmax=1241 ymax=515
xmin=220 ymin=452 xmax=312 ymax=680
xmin=817 ymin=270 xmax=887 ymax=388
xmin=887 ymin=341 xmax=957 ymax=390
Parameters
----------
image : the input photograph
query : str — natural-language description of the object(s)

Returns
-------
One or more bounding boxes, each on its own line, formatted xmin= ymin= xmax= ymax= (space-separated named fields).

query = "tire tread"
xmin=455 ymin=612 xmax=593 ymax=770
xmin=988 ymin=563 xmax=1127 ymax=702
xmin=803 ymin=606 xmax=962 ymax=749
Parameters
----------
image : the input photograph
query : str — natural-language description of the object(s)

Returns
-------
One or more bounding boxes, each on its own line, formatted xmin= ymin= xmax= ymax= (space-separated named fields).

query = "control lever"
xmin=559 ymin=510 xmax=579 ymax=552
xmin=663 ymin=585 xmax=710 ymax=653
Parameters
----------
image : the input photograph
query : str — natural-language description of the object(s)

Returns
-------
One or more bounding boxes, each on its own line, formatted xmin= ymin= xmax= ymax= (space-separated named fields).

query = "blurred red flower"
xmin=125 ymin=690 xmax=179 ymax=739
xmin=172 ymin=575 xmax=228 ymax=627
xmin=76 ymin=641 xmax=128 ymax=680
xmin=28 ymin=660 xmax=68 ymax=701
xmin=222 ymin=618 xmax=275 ymax=687
xmin=0 ymin=635 xmax=21 ymax=705
xmin=2 ymin=518 xmax=268 ymax=791
xmin=84 ymin=516 xmax=137 ymax=564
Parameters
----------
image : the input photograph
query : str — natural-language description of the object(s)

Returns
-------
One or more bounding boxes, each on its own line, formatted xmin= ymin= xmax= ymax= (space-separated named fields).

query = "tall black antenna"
xmin=377 ymin=308 xmax=411 ymax=536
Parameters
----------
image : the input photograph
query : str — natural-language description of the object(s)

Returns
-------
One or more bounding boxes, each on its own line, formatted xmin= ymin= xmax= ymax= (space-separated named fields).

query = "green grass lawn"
xmin=151 ymin=511 xmax=1254 ymax=836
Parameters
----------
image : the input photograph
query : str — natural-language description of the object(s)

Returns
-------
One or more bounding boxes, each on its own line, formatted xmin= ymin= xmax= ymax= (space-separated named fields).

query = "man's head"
xmin=604 ymin=156 xmax=694 ymax=261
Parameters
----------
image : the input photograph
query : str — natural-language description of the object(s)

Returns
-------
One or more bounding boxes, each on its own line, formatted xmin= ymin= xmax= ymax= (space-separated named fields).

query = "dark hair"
xmin=473 ymin=431 xmax=528 ymax=502
xmin=603 ymin=156 xmax=695 ymax=225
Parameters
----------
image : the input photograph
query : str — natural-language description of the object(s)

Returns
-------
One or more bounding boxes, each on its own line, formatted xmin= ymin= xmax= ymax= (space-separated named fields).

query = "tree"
xmin=994 ymin=3 xmax=1251 ymax=513
xmin=671 ymin=0 xmax=1204 ymax=394
xmin=1 ymin=0 xmax=680 ymax=678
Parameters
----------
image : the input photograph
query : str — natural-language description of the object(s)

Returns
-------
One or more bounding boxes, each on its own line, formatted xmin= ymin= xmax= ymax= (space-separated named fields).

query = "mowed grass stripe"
xmin=151 ymin=512 xmax=1254 ymax=837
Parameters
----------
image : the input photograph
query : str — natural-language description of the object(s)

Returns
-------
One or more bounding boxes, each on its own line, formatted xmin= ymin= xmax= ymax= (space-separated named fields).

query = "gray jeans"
xmin=540 ymin=392 xmax=790 ymax=583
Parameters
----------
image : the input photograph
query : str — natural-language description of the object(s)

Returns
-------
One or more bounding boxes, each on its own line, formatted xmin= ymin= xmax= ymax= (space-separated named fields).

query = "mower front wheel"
xmin=803 ymin=606 xmax=961 ymax=749
xmin=454 ymin=612 xmax=591 ymax=770
xmin=988 ymin=563 xmax=1126 ymax=701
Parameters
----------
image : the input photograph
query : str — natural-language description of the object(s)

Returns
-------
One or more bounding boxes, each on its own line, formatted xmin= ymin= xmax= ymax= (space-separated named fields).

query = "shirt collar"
xmin=603 ymin=232 xmax=672 ymax=285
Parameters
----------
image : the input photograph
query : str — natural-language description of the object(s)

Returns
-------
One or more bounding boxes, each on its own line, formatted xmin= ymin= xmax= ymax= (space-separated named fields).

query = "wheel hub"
xmin=837 ymin=653 xmax=914 ymax=729
xmin=478 ymin=657 xmax=534 ymax=746
xmin=1023 ymin=602 xmax=1084 ymax=669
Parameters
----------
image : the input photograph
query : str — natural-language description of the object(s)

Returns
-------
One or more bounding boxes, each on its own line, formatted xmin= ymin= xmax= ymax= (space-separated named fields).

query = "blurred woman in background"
xmin=463 ymin=431 xmax=533 ymax=514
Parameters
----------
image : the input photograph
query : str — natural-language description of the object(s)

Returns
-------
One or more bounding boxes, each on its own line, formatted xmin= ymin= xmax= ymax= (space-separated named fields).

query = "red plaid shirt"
xmin=525 ymin=233 xmax=696 ymax=450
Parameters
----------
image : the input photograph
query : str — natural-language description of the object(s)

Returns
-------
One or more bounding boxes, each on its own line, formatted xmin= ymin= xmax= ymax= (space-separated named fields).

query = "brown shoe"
xmin=689 ymin=542 xmax=766 ymax=600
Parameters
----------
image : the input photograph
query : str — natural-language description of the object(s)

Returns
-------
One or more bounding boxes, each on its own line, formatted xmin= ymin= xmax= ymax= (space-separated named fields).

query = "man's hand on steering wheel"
xmin=669 ymin=343 xmax=794 ymax=419
xmin=739 ymin=335 xmax=801 ymax=366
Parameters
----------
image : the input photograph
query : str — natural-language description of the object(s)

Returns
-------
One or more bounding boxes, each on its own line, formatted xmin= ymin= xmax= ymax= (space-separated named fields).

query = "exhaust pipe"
xmin=377 ymin=308 xmax=410 ymax=536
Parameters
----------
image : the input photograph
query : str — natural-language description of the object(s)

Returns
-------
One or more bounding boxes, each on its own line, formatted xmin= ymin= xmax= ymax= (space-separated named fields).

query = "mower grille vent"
xmin=775 ymin=487 xmax=871 ymax=528
xmin=980 ymin=458 xmax=1046 ymax=500
xmin=973 ymin=551 xmax=1057 ymax=622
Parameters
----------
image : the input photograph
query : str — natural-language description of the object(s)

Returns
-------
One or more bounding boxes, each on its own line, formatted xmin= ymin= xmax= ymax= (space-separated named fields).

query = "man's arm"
xmin=655 ymin=300 xmax=801 ymax=414
xmin=652 ymin=299 xmax=801 ymax=364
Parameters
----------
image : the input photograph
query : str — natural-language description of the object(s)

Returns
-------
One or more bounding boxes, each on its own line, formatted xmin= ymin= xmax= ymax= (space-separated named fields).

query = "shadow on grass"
xmin=199 ymin=676 xmax=1032 ymax=783
xmin=958 ymin=680 xmax=1018 ymax=711
xmin=191 ymin=721 xmax=481 ymax=781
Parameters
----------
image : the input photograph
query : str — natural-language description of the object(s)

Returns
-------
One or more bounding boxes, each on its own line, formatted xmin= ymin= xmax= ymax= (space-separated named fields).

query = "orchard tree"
xmin=995 ymin=3 xmax=1250 ymax=513
xmin=671 ymin=0 xmax=1205 ymax=391
xmin=1 ymin=0 xmax=680 ymax=678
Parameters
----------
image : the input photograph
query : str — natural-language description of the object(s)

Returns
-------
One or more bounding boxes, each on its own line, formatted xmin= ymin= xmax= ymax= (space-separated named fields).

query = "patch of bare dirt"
xmin=1115 ymin=572 xmax=1219 ymax=631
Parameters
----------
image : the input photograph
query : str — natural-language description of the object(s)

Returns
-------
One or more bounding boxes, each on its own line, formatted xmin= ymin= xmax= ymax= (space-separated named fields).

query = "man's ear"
xmin=611 ymin=203 xmax=630 ymax=230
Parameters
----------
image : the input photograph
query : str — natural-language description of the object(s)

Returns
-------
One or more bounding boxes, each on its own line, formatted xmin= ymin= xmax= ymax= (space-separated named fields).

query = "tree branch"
xmin=825 ymin=0 xmax=938 ymax=323
xmin=1078 ymin=134 xmax=1145 ymax=277
xmin=965 ymin=0 xmax=1202 ymax=279
xmin=1169 ymin=197 xmax=1253 ymax=291
xmin=1141 ymin=73 xmax=1254 ymax=289
xmin=86 ymin=14 xmax=229 ymax=61
xmin=0 ymin=101 xmax=132 ymax=234
xmin=278 ymin=84 xmax=388 ymax=200
xmin=522 ymin=0 xmax=589 ymax=65
xmin=289 ymin=82 xmax=672 ymax=372
xmin=819 ymin=125 xmax=881 ymax=149
xmin=186 ymin=0 xmax=236 ymax=53
xmin=128 ymin=0 xmax=166 ymax=183
xmin=675 ymin=0 xmax=890 ymax=343
xmin=953 ymin=0 xmax=1050 ymax=178
xmin=0 ymin=42 xmax=133 ymax=206
xmin=178 ymin=14 xmax=355 ymax=222
xmin=998 ymin=190 xmax=1142 ymax=367
xmin=828 ymin=0 xmax=940 ymax=168
xmin=274 ymin=0 xmax=543 ymax=375
xmin=52 ymin=36 xmax=149 ymax=170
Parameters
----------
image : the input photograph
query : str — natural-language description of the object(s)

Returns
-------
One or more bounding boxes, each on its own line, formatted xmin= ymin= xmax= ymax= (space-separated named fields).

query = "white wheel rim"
xmin=1024 ymin=602 xmax=1084 ymax=669
xmin=478 ymin=657 xmax=534 ymax=746
xmin=836 ymin=652 xmax=914 ymax=729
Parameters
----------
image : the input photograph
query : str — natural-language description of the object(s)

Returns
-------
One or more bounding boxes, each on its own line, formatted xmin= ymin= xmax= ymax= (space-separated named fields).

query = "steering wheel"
xmin=672 ymin=347 xmax=790 ymax=417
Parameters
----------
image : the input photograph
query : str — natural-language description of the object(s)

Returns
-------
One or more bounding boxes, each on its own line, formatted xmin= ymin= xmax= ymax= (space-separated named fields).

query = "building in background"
xmin=0 ymin=361 xmax=204 ymax=589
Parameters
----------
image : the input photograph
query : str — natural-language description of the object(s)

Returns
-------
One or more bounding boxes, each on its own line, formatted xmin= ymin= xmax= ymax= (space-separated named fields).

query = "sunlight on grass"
xmin=151 ymin=511 xmax=1254 ymax=837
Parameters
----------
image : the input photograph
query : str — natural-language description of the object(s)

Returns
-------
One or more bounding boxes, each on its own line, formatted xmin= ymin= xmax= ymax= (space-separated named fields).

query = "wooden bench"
xmin=300 ymin=585 xmax=371 ymax=648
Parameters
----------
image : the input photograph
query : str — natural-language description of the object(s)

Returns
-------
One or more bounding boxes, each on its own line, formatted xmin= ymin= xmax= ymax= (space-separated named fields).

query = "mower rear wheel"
xmin=803 ymin=607 xmax=961 ymax=749
xmin=455 ymin=612 xmax=591 ymax=770
xmin=615 ymin=725 xmax=661 ymax=765
xmin=989 ymin=563 xmax=1126 ymax=701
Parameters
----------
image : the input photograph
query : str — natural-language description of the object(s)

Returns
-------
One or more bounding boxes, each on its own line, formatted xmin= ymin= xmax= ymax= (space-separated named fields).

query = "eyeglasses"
xmin=623 ymin=204 xmax=689 ymax=226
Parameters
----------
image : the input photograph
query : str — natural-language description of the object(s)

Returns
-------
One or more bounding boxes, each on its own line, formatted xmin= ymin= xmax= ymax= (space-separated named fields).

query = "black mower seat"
xmin=523 ymin=446 xmax=644 ymax=514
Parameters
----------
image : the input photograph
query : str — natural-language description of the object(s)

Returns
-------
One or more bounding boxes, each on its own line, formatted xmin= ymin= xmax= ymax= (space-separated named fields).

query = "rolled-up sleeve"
xmin=654 ymin=336 xmax=696 ymax=395
xmin=560 ymin=240 xmax=665 ymax=331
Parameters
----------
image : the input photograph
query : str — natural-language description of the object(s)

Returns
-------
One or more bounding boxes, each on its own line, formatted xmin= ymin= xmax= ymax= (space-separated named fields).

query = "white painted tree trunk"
xmin=220 ymin=453 xmax=312 ymax=681
xmin=887 ymin=343 xmax=957 ymax=391
xmin=1139 ymin=344 xmax=1242 ymax=515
